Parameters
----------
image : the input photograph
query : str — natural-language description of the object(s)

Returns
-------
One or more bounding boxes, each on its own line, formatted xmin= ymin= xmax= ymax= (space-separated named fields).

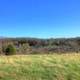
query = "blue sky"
xmin=0 ymin=0 xmax=80 ymax=38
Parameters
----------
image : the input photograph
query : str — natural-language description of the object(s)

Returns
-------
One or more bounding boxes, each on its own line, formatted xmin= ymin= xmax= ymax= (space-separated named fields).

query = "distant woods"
xmin=0 ymin=37 xmax=80 ymax=55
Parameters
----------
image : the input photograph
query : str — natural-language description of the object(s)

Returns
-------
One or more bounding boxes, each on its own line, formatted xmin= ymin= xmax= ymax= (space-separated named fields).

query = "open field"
xmin=0 ymin=53 xmax=80 ymax=80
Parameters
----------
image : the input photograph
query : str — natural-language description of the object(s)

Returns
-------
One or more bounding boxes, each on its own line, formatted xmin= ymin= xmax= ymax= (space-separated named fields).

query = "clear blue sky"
xmin=0 ymin=0 xmax=80 ymax=38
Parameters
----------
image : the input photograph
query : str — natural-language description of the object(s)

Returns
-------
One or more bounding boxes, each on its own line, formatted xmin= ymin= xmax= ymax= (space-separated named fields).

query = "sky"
xmin=0 ymin=0 xmax=80 ymax=38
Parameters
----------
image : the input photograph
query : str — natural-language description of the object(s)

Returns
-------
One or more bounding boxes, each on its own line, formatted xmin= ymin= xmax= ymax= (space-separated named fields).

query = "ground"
xmin=0 ymin=53 xmax=80 ymax=80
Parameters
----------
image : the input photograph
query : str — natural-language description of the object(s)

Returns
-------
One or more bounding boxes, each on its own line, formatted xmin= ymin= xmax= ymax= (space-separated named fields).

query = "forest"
xmin=0 ymin=37 xmax=80 ymax=55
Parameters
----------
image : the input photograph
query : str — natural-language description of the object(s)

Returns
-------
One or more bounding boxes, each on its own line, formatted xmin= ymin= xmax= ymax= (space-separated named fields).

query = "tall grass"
xmin=0 ymin=53 xmax=80 ymax=80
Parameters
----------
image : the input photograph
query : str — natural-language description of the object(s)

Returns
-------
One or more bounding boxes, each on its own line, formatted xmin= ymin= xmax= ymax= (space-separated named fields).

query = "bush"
xmin=4 ymin=44 xmax=16 ymax=55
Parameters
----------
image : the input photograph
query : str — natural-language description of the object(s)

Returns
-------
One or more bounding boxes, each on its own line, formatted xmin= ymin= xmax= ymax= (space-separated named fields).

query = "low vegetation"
xmin=3 ymin=44 xmax=16 ymax=55
xmin=0 ymin=53 xmax=80 ymax=80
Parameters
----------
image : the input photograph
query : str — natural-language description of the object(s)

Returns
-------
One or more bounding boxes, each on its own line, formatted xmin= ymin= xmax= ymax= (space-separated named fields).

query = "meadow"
xmin=0 ymin=53 xmax=80 ymax=80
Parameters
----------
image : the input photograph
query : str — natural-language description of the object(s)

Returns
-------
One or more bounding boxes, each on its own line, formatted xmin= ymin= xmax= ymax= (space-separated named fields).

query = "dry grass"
xmin=0 ymin=53 xmax=80 ymax=80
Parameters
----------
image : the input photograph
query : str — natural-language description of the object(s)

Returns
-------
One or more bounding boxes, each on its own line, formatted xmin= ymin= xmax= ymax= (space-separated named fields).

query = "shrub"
xmin=4 ymin=44 xmax=16 ymax=55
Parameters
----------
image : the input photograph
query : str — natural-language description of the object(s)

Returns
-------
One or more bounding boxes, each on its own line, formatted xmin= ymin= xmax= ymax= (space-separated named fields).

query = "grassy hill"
xmin=0 ymin=53 xmax=80 ymax=80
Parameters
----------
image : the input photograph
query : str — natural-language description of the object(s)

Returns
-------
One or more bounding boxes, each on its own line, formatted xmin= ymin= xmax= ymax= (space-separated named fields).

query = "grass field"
xmin=0 ymin=54 xmax=80 ymax=80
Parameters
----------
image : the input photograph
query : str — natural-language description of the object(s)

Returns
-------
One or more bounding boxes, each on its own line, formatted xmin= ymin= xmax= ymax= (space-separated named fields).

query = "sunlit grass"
xmin=0 ymin=53 xmax=80 ymax=80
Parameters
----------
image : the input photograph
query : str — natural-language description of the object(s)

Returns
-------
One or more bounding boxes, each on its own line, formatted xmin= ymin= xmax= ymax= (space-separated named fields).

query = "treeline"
xmin=0 ymin=37 xmax=80 ymax=55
